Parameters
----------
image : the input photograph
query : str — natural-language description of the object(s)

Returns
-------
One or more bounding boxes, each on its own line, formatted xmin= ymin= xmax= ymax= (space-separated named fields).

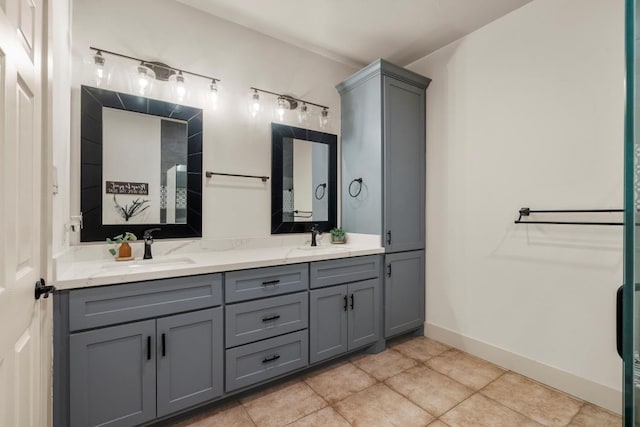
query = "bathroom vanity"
xmin=53 ymin=240 xmax=387 ymax=427
xmin=60 ymin=58 xmax=430 ymax=427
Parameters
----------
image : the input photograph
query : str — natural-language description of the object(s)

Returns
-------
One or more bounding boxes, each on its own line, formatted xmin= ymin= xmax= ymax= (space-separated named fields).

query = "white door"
xmin=0 ymin=0 xmax=48 ymax=426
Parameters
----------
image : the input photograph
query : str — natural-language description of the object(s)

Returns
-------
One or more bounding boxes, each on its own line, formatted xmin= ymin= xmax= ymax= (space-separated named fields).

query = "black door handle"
xmin=147 ymin=336 xmax=151 ymax=361
xmin=343 ymin=295 xmax=348 ymax=311
xmin=387 ymin=264 xmax=392 ymax=278
xmin=35 ymin=278 xmax=55 ymax=300
xmin=386 ymin=230 xmax=392 ymax=245
xmin=350 ymin=294 xmax=354 ymax=310
xmin=617 ymin=285 xmax=623 ymax=358
xmin=161 ymin=333 xmax=166 ymax=357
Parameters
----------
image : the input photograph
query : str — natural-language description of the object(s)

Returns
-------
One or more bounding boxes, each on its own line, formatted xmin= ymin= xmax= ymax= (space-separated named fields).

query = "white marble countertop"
xmin=53 ymin=233 xmax=384 ymax=290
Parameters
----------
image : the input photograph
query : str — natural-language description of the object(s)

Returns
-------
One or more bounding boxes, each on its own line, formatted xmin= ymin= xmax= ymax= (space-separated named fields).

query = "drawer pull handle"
xmin=350 ymin=294 xmax=355 ymax=310
xmin=344 ymin=295 xmax=348 ymax=311
xmin=262 ymin=314 xmax=281 ymax=322
xmin=262 ymin=354 xmax=281 ymax=363
xmin=161 ymin=333 xmax=166 ymax=357
xmin=147 ymin=336 xmax=151 ymax=361
xmin=262 ymin=279 xmax=280 ymax=286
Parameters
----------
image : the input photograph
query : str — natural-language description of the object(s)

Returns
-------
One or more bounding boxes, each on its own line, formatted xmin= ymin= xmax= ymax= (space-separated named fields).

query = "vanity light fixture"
xmin=88 ymin=46 xmax=221 ymax=107
xmin=319 ymin=107 xmax=330 ymax=129
xmin=169 ymin=70 xmax=187 ymax=102
xmin=249 ymin=86 xmax=329 ymax=125
xmin=136 ymin=62 xmax=156 ymax=96
xmin=276 ymin=96 xmax=286 ymax=121
xmin=91 ymin=50 xmax=110 ymax=87
xmin=298 ymin=102 xmax=309 ymax=124
xmin=209 ymin=80 xmax=219 ymax=110
xmin=250 ymin=89 xmax=261 ymax=117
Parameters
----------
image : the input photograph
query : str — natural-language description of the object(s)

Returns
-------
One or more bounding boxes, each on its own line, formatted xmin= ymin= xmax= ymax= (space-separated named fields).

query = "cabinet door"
xmin=70 ymin=320 xmax=156 ymax=427
xmin=385 ymin=251 xmax=425 ymax=338
xmin=156 ymin=308 xmax=223 ymax=417
xmin=383 ymin=76 xmax=425 ymax=252
xmin=340 ymin=74 xmax=383 ymax=236
xmin=347 ymin=279 xmax=381 ymax=350
xmin=309 ymin=285 xmax=348 ymax=363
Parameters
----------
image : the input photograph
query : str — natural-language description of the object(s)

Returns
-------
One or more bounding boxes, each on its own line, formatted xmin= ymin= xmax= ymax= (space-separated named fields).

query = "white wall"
xmin=408 ymin=0 xmax=624 ymax=412
xmin=66 ymin=0 xmax=355 ymax=246
xmin=51 ymin=0 xmax=72 ymax=256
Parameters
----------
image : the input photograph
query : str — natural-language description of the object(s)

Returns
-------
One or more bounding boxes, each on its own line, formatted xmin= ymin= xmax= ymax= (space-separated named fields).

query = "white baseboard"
xmin=425 ymin=322 xmax=622 ymax=414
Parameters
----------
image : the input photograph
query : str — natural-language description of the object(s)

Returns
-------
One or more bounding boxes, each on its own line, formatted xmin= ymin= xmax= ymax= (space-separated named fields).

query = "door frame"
xmin=623 ymin=0 xmax=636 ymax=424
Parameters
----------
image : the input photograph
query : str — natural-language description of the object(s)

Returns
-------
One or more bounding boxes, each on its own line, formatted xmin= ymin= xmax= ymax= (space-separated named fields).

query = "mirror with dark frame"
xmin=80 ymin=85 xmax=203 ymax=242
xmin=271 ymin=123 xmax=337 ymax=233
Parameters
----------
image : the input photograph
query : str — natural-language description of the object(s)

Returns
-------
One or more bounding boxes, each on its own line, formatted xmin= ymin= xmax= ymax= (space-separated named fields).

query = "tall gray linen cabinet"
xmin=336 ymin=59 xmax=430 ymax=338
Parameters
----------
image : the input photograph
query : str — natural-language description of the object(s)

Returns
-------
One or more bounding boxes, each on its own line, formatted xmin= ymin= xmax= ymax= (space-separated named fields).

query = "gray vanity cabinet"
xmin=57 ymin=274 xmax=224 ymax=427
xmin=382 ymin=77 xmax=426 ymax=253
xmin=384 ymin=251 xmax=425 ymax=338
xmin=338 ymin=59 xmax=429 ymax=339
xmin=156 ymin=308 xmax=223 ymax=417
xmin=309 ymin=278 xmax=380 ymax=364
xmin=337 ymin=59 xmax=429 ymax=252
xmin=309 ymin=285 xmax=348 ymax=362
xmin=70 ymin=320 xmax=157 ymax=427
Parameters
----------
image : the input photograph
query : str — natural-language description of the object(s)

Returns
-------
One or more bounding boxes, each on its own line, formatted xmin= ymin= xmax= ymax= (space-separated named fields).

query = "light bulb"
xmin=136 ymin=63 xmax=155 ymax=96
xmin=169 ymin=71 xmax=187 ymax=103
xmin=298 ymin=103 xmax=309 ymax=124
xmin=209 ymin=81 xmax=218 ymax=110
xmin=250 ymin=90 xmax=260 ymax=117
xmin=276 ymin=96 xmax=286 ymax=121
xmin=319 ymin=108 xmax=329 ymax=128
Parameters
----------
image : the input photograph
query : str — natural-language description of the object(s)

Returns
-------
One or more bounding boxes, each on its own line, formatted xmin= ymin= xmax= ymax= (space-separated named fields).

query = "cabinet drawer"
xmin=225 ymin=292 xmax=308 ymax=348
xmin=310 ymin=255 xmax=380 ymax=289
xmin=225 ymin=264 xmax=308 ymax=303
xmin=225 ymin=330 xmax=308 ymax=392
xmin=69 ymin=274 xmax=222 ymax=332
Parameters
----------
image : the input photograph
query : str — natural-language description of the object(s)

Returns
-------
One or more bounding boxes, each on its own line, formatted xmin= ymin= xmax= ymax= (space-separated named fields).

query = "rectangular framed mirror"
xmin=80 ymin=85 xmax=203 ymax=241
xmin=271 ymin=123 xmax=337 ymax=233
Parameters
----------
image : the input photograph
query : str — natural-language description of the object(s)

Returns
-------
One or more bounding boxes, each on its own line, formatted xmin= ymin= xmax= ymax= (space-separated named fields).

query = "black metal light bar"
xmin=514 ymin=207 xmax=625 ymax=226
xmin=250 ymin=86 xmax=328 ymax=110
xmin=90 ymin=46 xmax=220 ymax=83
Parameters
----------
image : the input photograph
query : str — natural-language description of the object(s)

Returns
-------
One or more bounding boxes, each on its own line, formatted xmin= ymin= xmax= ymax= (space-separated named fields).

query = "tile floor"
xmin=169 ymin=336 xmax=621 ymax=427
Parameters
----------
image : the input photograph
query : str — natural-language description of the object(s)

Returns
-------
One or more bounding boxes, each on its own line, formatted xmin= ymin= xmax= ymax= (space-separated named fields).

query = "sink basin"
xmin=100 ymin=256 xmax=196 ymax=272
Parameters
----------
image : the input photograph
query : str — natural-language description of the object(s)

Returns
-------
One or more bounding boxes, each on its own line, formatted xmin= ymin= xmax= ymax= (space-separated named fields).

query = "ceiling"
xmin=177 ymin=0 xmax=533 ymax=68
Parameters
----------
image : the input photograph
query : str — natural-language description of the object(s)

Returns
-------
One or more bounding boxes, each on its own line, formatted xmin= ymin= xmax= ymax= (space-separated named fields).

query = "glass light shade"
xmin=276 ymin=97 xmax=286 ymax=121
xmin=135 ymin=64 xmax=155 ymax=96
xmin=250 ymin=91 xmax=261 ymax=117
xmin=319 ymin=108 xmax=329 ymax=129
xmin=209 ymin=81 xmax=218 ymax=110
xmin=83 ymin=52 xmax=112 ymax=87
xmin=298 ymin=103 xmax=309 ymax=124
xmin=169 ymin=72 xmax=188 ymax=103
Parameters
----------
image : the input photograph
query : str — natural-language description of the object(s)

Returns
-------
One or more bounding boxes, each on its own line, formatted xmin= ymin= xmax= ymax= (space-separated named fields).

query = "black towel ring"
xmin=348 ymin=178 xmax=363 ymax=198
xmin=314 ymin=183 xmax=327 ymax=200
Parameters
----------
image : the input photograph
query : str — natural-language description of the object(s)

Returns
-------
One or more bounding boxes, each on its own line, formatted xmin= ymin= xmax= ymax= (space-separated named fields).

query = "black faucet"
xmin=310 ymin=224 xmax=322 ymax=247
xmin=143 ymin=228 xmax=161 ymax=259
